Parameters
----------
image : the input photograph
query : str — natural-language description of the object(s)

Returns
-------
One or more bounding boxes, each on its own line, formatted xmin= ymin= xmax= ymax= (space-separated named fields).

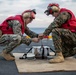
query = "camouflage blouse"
xmin=43 ymin=11 xmax=71 ymax=35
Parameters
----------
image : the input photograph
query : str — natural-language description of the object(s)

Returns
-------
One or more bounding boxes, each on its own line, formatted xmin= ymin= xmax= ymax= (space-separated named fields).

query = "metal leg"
xmin=19 ymin=47 xmax=33 ymax=59
xmin=42 ymin=47 xmax=45 ymax=59
xmin=50 ymin=47 xmax=56 ymax=56
xmin=50 ymin=47 xmax=55 ymax=52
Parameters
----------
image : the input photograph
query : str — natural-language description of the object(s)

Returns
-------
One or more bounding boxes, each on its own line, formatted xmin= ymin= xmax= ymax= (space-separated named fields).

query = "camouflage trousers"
xmin=52 ymin=28 xmax=76 ymax=57
xmin=0 ymin=34 xmax=31 ymax=53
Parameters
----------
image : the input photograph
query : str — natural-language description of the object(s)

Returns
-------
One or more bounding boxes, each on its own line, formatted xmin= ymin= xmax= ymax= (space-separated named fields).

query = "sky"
xmin=0 ymin=0 xmax=76 ymax=28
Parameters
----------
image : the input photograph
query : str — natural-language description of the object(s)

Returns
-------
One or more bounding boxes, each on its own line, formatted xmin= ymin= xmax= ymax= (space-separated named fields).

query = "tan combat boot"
xmin=49 ymin=52 xmax=64 ymax=63
xmin=1 ymin=50 xmax=15 ymax=61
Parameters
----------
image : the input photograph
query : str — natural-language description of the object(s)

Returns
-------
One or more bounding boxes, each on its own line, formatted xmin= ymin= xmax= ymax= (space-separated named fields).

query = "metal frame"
xmin=19 ymin=39 xmax=56 ymax=59
xmin=19 ymin=46 xmax=56 ymax=59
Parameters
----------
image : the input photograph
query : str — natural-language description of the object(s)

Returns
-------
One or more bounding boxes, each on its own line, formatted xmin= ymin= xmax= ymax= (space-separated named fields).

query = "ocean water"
xmin=29 ymin=27 xmax=51 ymax=35
xmin=30 ymin=27 xmax=46 ymax=33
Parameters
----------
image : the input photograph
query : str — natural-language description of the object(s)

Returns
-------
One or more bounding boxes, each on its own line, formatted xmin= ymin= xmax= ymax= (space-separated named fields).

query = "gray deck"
xmin=0 ymin=40 xmax=76 ymax=75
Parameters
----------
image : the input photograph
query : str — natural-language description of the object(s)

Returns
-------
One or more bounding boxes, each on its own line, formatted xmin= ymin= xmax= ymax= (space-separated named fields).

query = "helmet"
xmin=48 ymin=3 xmax=59 ymax=7
xmin=22 ymin=9 xmax=36 ymax=19
xmin=44 ymin=3 xmax=60 ymax=15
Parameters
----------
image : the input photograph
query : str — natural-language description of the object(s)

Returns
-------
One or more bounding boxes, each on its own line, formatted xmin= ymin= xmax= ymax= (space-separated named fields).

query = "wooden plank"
xmin=14 ymin=53 xmax=76 ymax=73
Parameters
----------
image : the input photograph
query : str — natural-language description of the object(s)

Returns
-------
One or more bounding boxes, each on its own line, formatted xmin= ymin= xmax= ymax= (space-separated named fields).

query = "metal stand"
xmin=19 ymin=47 xmax=55 ymax=59
xmin=19 ymin=39 xmax=56 ymax=59
xmin=19 ymin=47 xmax=33 ymax=59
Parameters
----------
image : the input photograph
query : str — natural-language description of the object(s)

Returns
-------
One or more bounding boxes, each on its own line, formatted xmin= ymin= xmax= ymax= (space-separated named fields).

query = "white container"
xmin=32 ymin=46 xmax=50 ymax=57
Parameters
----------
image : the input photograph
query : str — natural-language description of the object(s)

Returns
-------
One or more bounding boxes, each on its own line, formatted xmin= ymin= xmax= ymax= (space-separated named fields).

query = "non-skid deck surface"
xmin=14 ymin=53 xmax=76 ymax=73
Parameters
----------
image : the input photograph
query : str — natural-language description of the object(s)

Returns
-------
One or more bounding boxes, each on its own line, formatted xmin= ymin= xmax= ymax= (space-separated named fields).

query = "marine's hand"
xmin=38 ymin=33 xmax=44 ymax=39
xmin=32 ymin=38 xmax=39 ymax=43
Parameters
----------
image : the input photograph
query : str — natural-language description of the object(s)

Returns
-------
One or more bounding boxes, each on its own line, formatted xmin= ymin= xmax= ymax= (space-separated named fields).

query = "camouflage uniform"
xmin=0 ymin=20 xmax=38 ymax=53
xmin=43 ymin=12 xmax=76 ymax=57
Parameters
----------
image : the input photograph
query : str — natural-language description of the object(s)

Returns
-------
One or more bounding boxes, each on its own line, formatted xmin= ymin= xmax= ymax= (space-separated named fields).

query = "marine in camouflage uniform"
xmin=43 ymin=3 xmax=76 ymax=63
xmin=0 ymin=20 xmax=38 ymax=52
xmin=44 ymin=12 xmax=76 ymax=57
xmin=0 ymin=9 xmax=39 ymax=61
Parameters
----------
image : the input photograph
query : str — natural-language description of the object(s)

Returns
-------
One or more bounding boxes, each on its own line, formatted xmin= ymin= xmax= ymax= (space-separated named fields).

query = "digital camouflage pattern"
xmin=0 ymin=20 xmax=38 ymax=53
xmin=43 ymin=11 xmax=76 ymax=57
